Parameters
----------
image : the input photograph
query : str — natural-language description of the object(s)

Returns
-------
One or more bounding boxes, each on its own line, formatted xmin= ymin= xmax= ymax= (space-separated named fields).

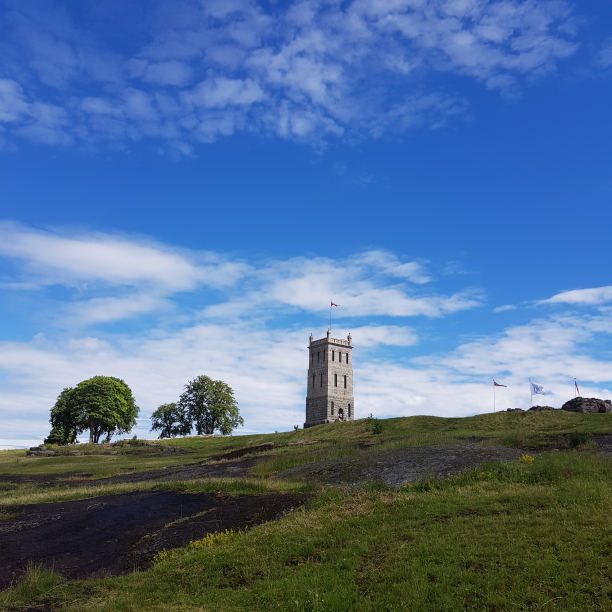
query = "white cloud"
xmin=357 ymin=312 xmax=612 ymax=419
xmin=596 ymin=37 xmax=612 ymax=69
xmin=0 ymin=222 xmax=247 ymax=292
xmin=336 ymin=325 xmax=418 ymax=347
xmin=539 ymin=286 xmax=612 ymax=306
xmin=493 ymin=304 xmax=516 ymax=313
xmin=66 ymin=294 xmax=172 ymax=325
xmin=203 ymin=251 xmax=481 ymax=319
xmin=0 ymin=0 xmax=580 ymax=149
xmin=186 ymin=77 xmax=266 ymax=108
xmin=0 ymin=79 xmax=30 ymax=122
xmin=16 ymin=102 xmax=72 ymax=145
xmin=0 ymin=224 xmax=480 ymax=326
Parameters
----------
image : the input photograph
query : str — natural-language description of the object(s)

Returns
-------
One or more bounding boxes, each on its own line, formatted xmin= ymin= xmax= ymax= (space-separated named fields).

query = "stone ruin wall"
xmin=561 ymin=397 xmax=612 ymax=414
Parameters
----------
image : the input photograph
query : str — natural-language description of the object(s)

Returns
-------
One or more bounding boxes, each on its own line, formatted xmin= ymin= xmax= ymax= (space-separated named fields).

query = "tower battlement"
xmin=304 ymin=330 xmax=355 ymax=428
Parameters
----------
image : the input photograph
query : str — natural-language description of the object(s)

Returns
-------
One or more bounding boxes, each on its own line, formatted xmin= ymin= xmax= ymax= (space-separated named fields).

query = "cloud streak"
xmin=538 ymin=286 xmax=612 ymax=306
xmin=0 ymin=223 xmax=480 ymax=323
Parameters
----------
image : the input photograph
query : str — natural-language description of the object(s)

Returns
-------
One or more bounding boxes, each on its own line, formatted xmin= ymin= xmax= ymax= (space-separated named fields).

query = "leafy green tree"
xmin=150 ymin=403 xmax=189 ymax=439
xmin=178 ymin=375 xmax=243 ymax=435
xmin=45 ymin=376 xmax=139 ymax=444
xmin=45 ymin=387 xmax=80 ymax=445
xmin=73 ymin=376 xmax=139 ymax=443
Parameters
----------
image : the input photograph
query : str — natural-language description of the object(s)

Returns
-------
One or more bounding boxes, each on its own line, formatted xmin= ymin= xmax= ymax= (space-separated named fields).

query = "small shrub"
xmin=364 ymin=414 xmax=383 ymax=435
xmin=569 ymin=431 xmax=590 ymax=449
xmin=521 ymin=454 xmax=535 ymax=463
xmin=294 ymin=425 xmax=299 ymax=432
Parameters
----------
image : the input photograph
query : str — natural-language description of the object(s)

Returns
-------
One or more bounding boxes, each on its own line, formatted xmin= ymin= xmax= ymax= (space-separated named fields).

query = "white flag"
xmin=530 ymin=381 xmax=545 ymax=395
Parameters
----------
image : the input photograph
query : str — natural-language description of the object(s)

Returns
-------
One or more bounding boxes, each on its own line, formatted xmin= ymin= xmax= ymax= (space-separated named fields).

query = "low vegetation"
xmin=1 ymin=410 xmax=612 ymax=611
xmin=2 ymin=452 xmax=612 ymax=611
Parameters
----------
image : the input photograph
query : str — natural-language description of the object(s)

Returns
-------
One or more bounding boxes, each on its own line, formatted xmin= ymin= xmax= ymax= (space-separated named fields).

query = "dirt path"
xmin=278 ymin=445 xmax=525 ymax=488
xmin=0 ymin=490 xmax=311 ymax=589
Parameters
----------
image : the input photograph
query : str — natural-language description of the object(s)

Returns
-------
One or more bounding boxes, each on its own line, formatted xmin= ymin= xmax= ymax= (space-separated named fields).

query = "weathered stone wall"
xmin=561 ymin=397 xmax=612 ymax=414
xmin=305 ymin=397 xmax=329 ymax=427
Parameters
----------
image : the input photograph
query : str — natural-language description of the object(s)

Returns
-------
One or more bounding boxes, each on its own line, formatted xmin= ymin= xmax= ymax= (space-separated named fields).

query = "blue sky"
xmin=1 ymin=0 xmax=612 ymax=447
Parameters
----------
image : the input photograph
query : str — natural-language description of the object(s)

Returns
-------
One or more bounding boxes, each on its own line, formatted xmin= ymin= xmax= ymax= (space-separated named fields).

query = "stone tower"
xmin=304 ymin=330 xmax=354 ymax=428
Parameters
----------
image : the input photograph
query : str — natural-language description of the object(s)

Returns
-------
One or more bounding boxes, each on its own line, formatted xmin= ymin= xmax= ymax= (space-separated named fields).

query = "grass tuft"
xmin=0 ymin=563 xmax=66 ymax=610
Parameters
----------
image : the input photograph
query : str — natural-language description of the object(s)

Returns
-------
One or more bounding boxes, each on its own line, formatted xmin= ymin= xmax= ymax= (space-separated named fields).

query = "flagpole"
xmin=529 ymin=380 xmax=532 ymax=408
xmin=329 ymin=302 xmax=332 ymax=332
xmin=574 ymin=378 xmax=577 ymax=398
xmin=493 ymin=381 xmax=496 ymax=413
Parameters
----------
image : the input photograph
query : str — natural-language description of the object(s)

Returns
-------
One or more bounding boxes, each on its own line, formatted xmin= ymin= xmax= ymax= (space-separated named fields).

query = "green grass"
xmin=3 ymin=452 xmax=612 ymax=611
xmin=1 ymin=411 xmax=610 ymax=508
xmin=0 ymin=477 xmax=312 ymax=507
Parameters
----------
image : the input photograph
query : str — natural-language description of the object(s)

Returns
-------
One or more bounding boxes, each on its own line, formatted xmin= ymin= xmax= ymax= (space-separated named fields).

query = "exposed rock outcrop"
xmin=561 ymin=397 xmax=612 ymax=414
xmin=528 ymin=405 xmax=556 ymax=412
xmin=210 ymin=442 xmax=274 ymax=461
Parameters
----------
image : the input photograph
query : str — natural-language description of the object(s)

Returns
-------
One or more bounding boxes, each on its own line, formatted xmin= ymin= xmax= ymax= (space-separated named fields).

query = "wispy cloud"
xmin=0 ymin=223 xmax=481 ymax=323
xmin=0 ymin=0 xmax=579 ymax=150
xmin=0 ymin=221 xmax=248 ymax=290
xmin=493 ymin=304 xmax=516 ymax=313
xmin=538 ymin=286 xmax=612 ymax=306
xmin=595 ymin=37 xmax=612 ymax=69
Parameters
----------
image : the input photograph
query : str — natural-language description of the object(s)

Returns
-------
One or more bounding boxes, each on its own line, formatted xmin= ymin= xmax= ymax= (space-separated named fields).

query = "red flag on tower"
xmin=331 ymin=301 xmax=339 ymax=307
xmin=575 ymin=379 xmax=580 ymax=397
xmin=493 ymin=380 xmax=506 ymax=387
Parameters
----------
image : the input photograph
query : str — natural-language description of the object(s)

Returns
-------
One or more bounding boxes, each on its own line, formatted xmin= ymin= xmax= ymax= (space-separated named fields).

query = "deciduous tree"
xmin=45 ymin=388 xmax=79 ymax=445
xmin=178 ymin=375 xmax=243 ymax=436
xmin=44 ymin=376 xmax=139 ymax=444
xmin=150 ymin=403 xmax=189 ymax=439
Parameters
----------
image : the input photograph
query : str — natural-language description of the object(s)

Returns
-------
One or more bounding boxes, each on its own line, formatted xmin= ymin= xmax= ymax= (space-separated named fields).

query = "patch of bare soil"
xmin=0 ymin=491 xmax=311 ymax=589
xmin=278 ymin=444 xmax=525 ymax=488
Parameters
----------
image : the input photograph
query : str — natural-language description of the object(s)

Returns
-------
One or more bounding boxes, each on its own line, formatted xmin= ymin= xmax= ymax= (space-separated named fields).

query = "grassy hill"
xmin=2 ymin=411 xmax=612 ymax=611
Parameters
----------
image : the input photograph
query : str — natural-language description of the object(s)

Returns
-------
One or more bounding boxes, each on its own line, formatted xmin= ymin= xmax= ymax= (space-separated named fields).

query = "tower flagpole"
xmin=330 ymin=301 xmax=339 ymax=332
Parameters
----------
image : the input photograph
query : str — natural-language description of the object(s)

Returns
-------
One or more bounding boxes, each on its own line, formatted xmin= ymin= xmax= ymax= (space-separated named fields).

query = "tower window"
xmin=339 ymin=351 xmax=342 ymax=362
xmin=348 ymin=404 xmax=351 ymax=418
xmin=317 ymin=352 xmax=320 ymax=363
xmin=346 ymin=353 xmax=349 ymax=364
xmin=312 ymin=374 xmax=315 ymax=388
xmin=334 ymin=373 xmax=338 ymax=387
xmin=331 ymin=401 xmax=334 ymax=415
xmin=332 ymin=350 xmax=335 ymax=361
xmin=320 ymin=374 xmax=323 ymax=387
xmin=344 ymin=375 xmax=347 ymax=389
xmin=323 ymin=350 xmax=325 ymax=361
